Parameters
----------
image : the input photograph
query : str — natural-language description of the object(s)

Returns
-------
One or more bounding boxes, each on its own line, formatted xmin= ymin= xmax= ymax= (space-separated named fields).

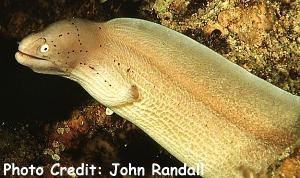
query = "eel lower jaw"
xmin=15 ymin=51 xmax=66 ymax=75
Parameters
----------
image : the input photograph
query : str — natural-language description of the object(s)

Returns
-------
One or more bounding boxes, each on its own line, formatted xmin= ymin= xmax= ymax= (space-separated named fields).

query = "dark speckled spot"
xmin=89 ymin=66 xmax=95 ymax=70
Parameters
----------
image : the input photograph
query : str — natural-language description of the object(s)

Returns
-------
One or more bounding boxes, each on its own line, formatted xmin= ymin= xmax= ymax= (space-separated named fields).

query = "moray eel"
xmin=15 ymin=18 xmax=300 ymax=177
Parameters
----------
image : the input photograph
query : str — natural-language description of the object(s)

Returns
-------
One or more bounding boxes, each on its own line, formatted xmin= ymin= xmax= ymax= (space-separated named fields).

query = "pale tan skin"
xmin=15 ymin=18 xmax=300 ymax=177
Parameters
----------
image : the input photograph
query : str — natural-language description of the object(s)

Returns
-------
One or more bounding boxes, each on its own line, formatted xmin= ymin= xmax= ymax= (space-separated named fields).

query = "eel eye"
xmin=40 ymin=43 xmax=49 ymax=53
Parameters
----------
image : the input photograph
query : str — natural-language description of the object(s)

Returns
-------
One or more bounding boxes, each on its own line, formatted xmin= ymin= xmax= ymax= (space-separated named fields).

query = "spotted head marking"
xmin=15 ymin=18 xmax=140 ymax=107
xmin=15 ymin=19 xmax=100 ymax=76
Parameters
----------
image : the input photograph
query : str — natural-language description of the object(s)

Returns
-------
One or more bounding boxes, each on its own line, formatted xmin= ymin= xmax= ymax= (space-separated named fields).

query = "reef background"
xmin=0 ymin=0 xmax=299 ymax=177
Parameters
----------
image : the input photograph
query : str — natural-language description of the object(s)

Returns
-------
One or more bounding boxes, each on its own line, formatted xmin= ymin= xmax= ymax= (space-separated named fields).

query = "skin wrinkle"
xmin=15 ymin=18 xmax=300 ymax=178
xmin=104 ymin=42 xmax=272 ymax=176
xmin=105 ymin=49 xmax=230 ymax=158
xmin=109 ymin=30 xmax=294 ymax=147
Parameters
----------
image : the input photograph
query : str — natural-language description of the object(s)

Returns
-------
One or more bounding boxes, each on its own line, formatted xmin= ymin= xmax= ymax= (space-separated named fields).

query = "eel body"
xmin=15 ymin=18 xmax=300 ymax=177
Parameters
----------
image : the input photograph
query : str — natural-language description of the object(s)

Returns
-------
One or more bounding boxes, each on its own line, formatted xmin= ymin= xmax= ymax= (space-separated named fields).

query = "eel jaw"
xmin=15 ymin=51 xmax=65 ymax=75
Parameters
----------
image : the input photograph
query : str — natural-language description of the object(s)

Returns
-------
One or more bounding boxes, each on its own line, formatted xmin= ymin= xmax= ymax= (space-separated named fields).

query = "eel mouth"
xmin=15 ymin=50 xmax=50 ymax=66
xmin=15 ymin=51 xmax=65 ymax=75
xmin=17 ymin=51 xmax=47 ymax=61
